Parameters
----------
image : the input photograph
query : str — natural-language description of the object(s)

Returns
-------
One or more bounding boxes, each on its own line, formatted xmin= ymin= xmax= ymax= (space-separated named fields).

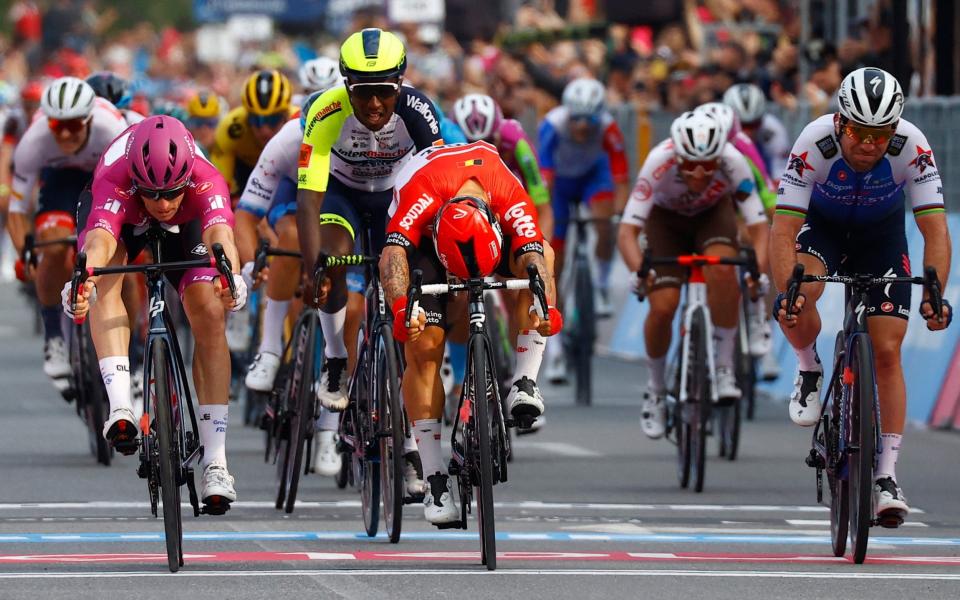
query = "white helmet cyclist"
xmin=298 ymin=57 xmax=341 ymax=93
xmin=452 ymin=94 xmax=502 ymax=142
xmin=670 ymin=110 xmax=726 ymax=161
xmin=694 ymin=102 xmax=736 ymax=140
xmin=562 ymin=77 xmax=606 ymax=118
xmin=723 ymin=83 xmax=766 ymax=125
xmin=837 ymin=67 xmax=903 ymax=127
xmin=41 ymin=76 xmax=96 ymax=120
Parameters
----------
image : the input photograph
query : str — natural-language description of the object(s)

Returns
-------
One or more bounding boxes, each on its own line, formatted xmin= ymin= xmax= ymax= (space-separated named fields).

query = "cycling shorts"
xmin=551 ymin=153 xmax=614 ymax=242
xmin=37 ymin=167 xmax=91 ymax=225
xmin=267 ymin=177 xmax=298 ymax=230
xmin=796 ymin=206 xmax=911 ymax=320
xmin=645 ymin=196 xmax=739 ymax=290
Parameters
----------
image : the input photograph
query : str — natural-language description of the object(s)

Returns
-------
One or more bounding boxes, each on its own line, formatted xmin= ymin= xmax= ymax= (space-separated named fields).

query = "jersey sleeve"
xmin=191 ymin=159 xmax=235 ymax=231
xmin=513 ymin=137 xmax=550 ymax=206
xmin=9 ymin=121 xmax=43 ymax=213
xmin=490 ymin=157 xmax=545 ymax=257
xmin=210 ymin=116 xmax=239 ymax=195
xmin=774 ymin=125 xmax=823 ymax=219
xmin=620 ymin=142 xmax=669 ymax=227
xmin=601 ymin=117 xmax=630 ymax=184
xmin=897 ymin=123 xmax=945 ymax=218
xmin=724 ymin=146 xmax=767 ymax=226
xmin=297 ymin=89 xmax=349 ymax=193
xmin=393 ymin=88 xmax=444 ymax=149
xmin=237 ymin=128 xmax=286 ymax=217
xmin=536 ymin=118 xmax=558 ymax=179
xmin=82 ymin=142 xmax=135 ymax=246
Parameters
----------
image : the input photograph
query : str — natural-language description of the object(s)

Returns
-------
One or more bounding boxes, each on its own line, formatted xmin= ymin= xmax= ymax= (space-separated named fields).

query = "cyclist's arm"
xmin=80 ymin=227 xmax=118 ymax=274
xmin=234 ymin=209 xmax=261 ymax=266
xmin=617 ymin=222 xmax=644 ymax=273
xmin=0 ymin=138 xmax=13 ymax=212
xmin=202 ymin=223 xmax=240 ymax=275
xmin=770 ymin=212 xmax=803 ymax=292
xmin=915 ymin=212 xmax=951 ymax=294
xmin=6 ymin=212 xmax=29 ymax=255
xmin=296 ymin=189 xmax=324 ymax=277
xmin=515 ymin=248 xmax=556 ymax=307
xmin=617 ymin=153 xmax=660 ymax=272
xmin=379 ymin=244 xmax=410 ymax=308
xmin=602 ymin=119 xmax=631 ymax=212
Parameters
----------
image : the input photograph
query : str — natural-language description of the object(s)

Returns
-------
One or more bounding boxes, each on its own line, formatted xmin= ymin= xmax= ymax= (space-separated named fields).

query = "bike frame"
xmin=677 ymin=267 xmax=718 ymax=405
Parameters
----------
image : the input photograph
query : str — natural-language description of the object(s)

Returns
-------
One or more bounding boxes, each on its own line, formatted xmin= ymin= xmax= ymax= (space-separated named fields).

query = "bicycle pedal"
xmin=403 ymin=492 xmax=425 ymax=505
xmin=434 ymin=520 xmax=465 ymax=530
xmin=201 ymin=501 xmax=232 ymax=516
xmin=876 ymin=510 xmax=905 ymax=529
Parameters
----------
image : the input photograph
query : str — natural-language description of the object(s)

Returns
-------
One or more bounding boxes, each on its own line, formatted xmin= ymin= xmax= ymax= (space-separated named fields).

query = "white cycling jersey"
xmin=755 ymin=113 xmax=790 ymax=175
xmin=10 ymin=98 xmax=127 ymax=214
xmin=237 ymin=118 xmax=300 ymax=217
xmin=622 ymin=138 xmax=767 ymax=227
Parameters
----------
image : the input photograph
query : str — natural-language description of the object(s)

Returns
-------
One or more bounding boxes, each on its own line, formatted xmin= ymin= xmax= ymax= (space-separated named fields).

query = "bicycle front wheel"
xmin=470 ymin=334 xmax=497 ymax=570
xmin=688 ymin=309 xmax=710 ymax=493
xmin=848 ymin=333 xmax=877 ymax=564
xmin=152 ymin=340 xmax=183 ymax=572
xmin=283 ymin=312 xmax=319 ymax=514
xmin=828 ymin=332 xmax=848 ymax=557
xmin=375 ymin=325 xmax=405 ymax=543
xmin=572 ymin=259 xmax=595 ymax=406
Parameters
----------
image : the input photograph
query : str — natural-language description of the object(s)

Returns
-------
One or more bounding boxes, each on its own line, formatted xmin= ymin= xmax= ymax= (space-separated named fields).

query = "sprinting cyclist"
xmin=186 ymin=90 xmax=224 ymax=154
xmin=296 ymin=56 xmax=340 ymax=105
xmin=85 ymin=72 xmax=144 ymax=126
xmin=723 ymin=83 xmax=790 ymax=178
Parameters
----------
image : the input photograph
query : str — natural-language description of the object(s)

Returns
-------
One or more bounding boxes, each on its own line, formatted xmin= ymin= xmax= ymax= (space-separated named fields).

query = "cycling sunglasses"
xmin=48 ymin=116 xmax=90 ymax=134
xmin=138 ymin=184 xmax=188 ymax=201
xmin=188 ymin=117 xmax=218 ymax=129
xmin=248 ymin=112 xmax=286 ymax=128
xmin=570 ymin=114 xmax=600 ymax=126
xmin=677 ymin=158 xmax=718 ymax=177
xmin=347 ymin=82 xmax=400 ymax=101
xmin=842 ymin=122 xmax=897 ymax=145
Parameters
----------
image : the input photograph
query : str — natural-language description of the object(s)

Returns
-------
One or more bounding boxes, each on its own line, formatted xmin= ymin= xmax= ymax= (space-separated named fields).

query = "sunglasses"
xmin=842 ymin=122 xmax=896 ymax=145
xmin=138 ymin=184 xmax=187 ymax=201
xmin=188 ymin=117 xmax=218 ymax=129
xmin=248 ymin=112 xmax=286 ymax=128
xmin=347 ymin=82 xmax=400 ymax=101
xmin=677 ymin=158 xmax=718 ymax=177
xmin=570 ymin=114 xmax=600 ymax=126
xmin=48 ymin=117 xmax=90 ymax=134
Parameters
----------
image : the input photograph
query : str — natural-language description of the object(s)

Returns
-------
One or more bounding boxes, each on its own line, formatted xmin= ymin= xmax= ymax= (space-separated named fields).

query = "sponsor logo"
xmin=103 ymin=199 xmax=122 ymax=214
xmin=503 ymin=202 xmax=538 ymax=238
xmin=517 ymin=240 xmax=545 ymax=256
xmin=95 ymin=218 xmax=115 ymax=234
xmin=912 ymin=171 xmax=940 ymax=185
xmin=208 ymin=195 xmax=226 ymax=211
xmin=452 ymin=207 xmax=469 ymax=220
xmin=190 ymin=244 xmax=208 ymax=256
xmin=114 ymin=187 xmax=130 ymax=199
xmin=633 ymin=177 xmax=652 ymax=200
xmin=206 ymin=215 xmax=228 ymax=227
xmin=196 ymin=181 xmax=214 ymax=194
xmin=227 ymin=122 xmax=243 ymax=139
xmin=398 ymin=193 xmax=435 ymax=231
xmin=405 ymin=95 xmax=440 ymax=135
xmin=886 ymin=133 xmax=907 ymax=156
xmin=837 ymin=169 xmax=847 ymax=182
xmin=305 ymin=101 xmax=343 ymax=137
xmin=898 ymin=306 xmax=910 ymax=317
xmin=909 ymin=145 xmax=935 ymax=173
xmin=652 ymin=157 xmax=676 ymax=180
xmin=815 ymin=135 xmax=838 ymax=159
xmin=298 ymin=173 xmax=307 ymax=184
xmin=788 ymin=151 xmax=815 ymax=177
xmin=149 ymin=296 xmax=165 ymax=319
xmin=299 ymin=144 xmax=313 ymax=168
xmin=385 ymin=231 xmax=412 ymax=248
xmin=881 ymin=301 xmax=894 ymax=313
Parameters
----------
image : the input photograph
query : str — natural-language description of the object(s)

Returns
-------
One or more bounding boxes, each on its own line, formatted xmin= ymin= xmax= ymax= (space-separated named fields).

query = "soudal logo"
xmin=406 ymin=95 xmax=440 ymax=135
xmin=502 ymin=201 xmax=537 ymax=238
xmin=399 ymin=193 xmax=435 ymax=231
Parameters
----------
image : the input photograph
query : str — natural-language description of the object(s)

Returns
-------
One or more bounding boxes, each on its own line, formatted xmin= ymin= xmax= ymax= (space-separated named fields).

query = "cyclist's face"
xmin=49 ymin=118 xmax=91 ymax=155
xmin=836 ymin=116 xmax=895 ymax=172
xmin=249 ymin=113 xmax=286 ymax=146
xmin=568 ymin=115 xmax=597 ymax=142
xmin=141 ymin=193 xmax=185 ymax=222
xmin=347 ymin=77 xmax=400 ymax=131
xmin=677 ymin=158 xmax=718 ymax=193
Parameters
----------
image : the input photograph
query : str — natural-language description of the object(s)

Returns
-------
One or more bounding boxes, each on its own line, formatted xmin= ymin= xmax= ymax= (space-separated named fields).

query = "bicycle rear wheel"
xmin=283 ymin=312 xmax=319 ymax=514
xmin=375 ymin=325 xmax=405 ymax=543
xmin=152 ymin=340 xmax=183 ymax=572
xmin=848 ymin=334 xmax=876 ymax=564
xmin=572 ymin=258 xmax=595 ymax=406
xmin=471 ymin=334 xmax=497 ymax=570
xmin=688 ymin=309 xmax=710 ymax=493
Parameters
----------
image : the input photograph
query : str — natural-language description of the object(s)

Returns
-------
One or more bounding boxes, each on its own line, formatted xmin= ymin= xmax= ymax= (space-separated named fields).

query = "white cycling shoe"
xmin=424 ymin=473 xmax=459 ymax=526
xmin=312 ymin=430 xmax=342 ymax=477
xmin=200 ymin=462 xmax=237 ymax=507
xmin=245 ymin=352 xmax=280 ymax=392
xmin=316 ymin=357 xmax=349 ymax=411
xmin=759 ymin=350 xmax=781 ymax=381
xmin=715 ymin=366 xmax=741 ymax=404
xmin=44 ymin=336 xmax=71 ymax=392
xmin=403 ymin=451 xmax=426 ymax=498
xmin=789 ymin=368 xmax=823 ymax=426
xmin=640 ymin=391 xmax=666 ymax=439
xmin=874 ymin=476 xmax=909 ymax=527
xmin=103 ymin=407 xmax=139 ymax=455
xmin=747 ymin=303 xmax=773 ymax=356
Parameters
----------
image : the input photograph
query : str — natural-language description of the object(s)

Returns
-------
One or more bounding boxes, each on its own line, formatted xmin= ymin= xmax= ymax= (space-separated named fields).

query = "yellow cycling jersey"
xmin=211 ymin=106 xmax=295 ymax=194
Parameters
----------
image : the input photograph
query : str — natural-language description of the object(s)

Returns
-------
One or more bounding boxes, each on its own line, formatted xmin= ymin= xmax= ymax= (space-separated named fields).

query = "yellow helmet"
xmin=339 ymin=28 xmax=407 ymax=82
xmin=241 ymin=69 xmax=292 ymax=116
xmin=186 ymin=90 xmax=221 ymax=119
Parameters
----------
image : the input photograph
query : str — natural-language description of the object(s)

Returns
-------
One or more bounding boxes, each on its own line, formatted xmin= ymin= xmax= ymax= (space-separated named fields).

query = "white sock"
xmin=404 ymin=426 xmax=419 ymax=454
xmin=317 ymin=406 xmax=340 ymax=431
xmin=199 ymin=404 xmax=229 ymax=468
xmin=545 ymin=331 xmax=564 ymax=361
xmin=100 ymin=357 xmax=133 ymax=413
xmin=320 ymin=306 xmax=348 ymax=359
xmin=413 ymin=419 xmax=442 ymax=477
xmin=876 ymin=433 xmax=902 ymax=481
xmin=513 ymin=330 xmax=546 ymax=382
xmin=258 ymin=298 xmax=290 ymax=357
xmin=794 ymin=341 xmax=821 ymax=371
xmin=714 ymin=325 xmax=737 ymax=370
xmin=647 ymin=355 xmax=667 ymax=393
xmin=596 ymin=259 xmax=612 ymax=290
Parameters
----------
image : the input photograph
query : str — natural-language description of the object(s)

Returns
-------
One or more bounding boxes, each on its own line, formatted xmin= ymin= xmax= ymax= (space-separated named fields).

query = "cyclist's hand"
xmin=14 ymin=259 xmax=29 ymax=282
xmin=921 ymin=298 xmax=952 ymax=331
xmin=306 ymin=273 xmax=331 ymax=308
xmin=392 ymin=297 xmax=426 ymax=343
xmin=215 ymin=274 xmax=248 ymax=312
xmin=528 ymin=305 xmax=563 ymax=336
xmin=241 ymin=261 xmax=267 ymax=290
xmin=630 ymin=269 xmax=656 ymax=298
xmin=773 ymin=291 xmax=805 ymax=328
xmin=61 ymin=280 xmax=96 ymax=319
xmin=744 ymin=272 xmax=770 ymax=301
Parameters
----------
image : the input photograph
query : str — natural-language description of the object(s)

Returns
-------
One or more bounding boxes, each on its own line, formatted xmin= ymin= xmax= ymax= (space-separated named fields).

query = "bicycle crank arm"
xmin=185 ymin=468 xmax=201 ymax=518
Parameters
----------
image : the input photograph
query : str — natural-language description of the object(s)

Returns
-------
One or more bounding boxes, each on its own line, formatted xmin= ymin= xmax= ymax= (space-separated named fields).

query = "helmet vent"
xmin=361 ymin=29 xmax=381 ymax=59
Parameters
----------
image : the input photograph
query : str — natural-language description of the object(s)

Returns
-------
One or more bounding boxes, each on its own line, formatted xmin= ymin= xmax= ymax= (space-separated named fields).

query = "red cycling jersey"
xmin=386 ymin=141 xmax=545 ymax=259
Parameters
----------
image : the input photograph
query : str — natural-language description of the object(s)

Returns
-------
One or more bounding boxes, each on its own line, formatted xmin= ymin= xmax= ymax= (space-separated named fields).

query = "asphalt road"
xmin=0 ymin=283 xmax=958 ymax=599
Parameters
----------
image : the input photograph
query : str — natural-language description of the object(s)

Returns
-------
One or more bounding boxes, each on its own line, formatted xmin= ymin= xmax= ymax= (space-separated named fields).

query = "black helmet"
xmin=85 ymin=71 xmax=131 ymax=109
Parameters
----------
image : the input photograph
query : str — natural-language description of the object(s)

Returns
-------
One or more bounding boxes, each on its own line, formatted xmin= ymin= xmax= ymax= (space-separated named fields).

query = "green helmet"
xmin=339 ymin=28 xmax=407 ymax=82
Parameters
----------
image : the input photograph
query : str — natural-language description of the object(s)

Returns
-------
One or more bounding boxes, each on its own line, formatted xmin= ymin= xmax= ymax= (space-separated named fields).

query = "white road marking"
xmin=787 ymin=519 xmax=928 ymax=528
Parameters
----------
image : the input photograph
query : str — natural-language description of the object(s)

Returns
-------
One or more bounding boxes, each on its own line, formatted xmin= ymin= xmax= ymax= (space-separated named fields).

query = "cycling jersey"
xmin=80 ymin=125 xmax=234 ymax=248
xmin=386 ymin=141 xmax=544 ymax=259
xmin=9 ymin=99 xmax=127 ymax=214
xmin=537 ymin=106 xmax=629 ymax=183
xmin=731 ymin=130 xmax=777 ymax=210
xmin=1 ymin=106 xmax=29 ymax=146
xmin=211 ymin=106 xmax=296 ymax=195
xmin=750 ymin=113 xmax=790 ymax=176
xmin=237 ymin=119 xmax=300 ymax=219
xmin=622 ymin=138 xmax=767 ymax=227
xmin=298 ymin=85 xmax=444 ymax=194
xmin=776 ymin=114 xmax=944 ymax=225
xmin=120 ymin=108 xmax=145 ymax=126
xmin=497 ymin=119 xmax=550 ymax=207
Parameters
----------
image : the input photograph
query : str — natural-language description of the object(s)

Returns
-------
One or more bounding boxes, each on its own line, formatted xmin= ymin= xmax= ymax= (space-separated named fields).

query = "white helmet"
xmin=837 ymin=67 xmax=903 ymax=127
xmin=41 ymin=76 xmax=96 ymax=120
xmin=695 ymin=102 xmax=736 ymax=140
xmin=562 ymin=77 xmax=606 ymax=117
xmin=670 ymin=111 xmax=726 ymax=161
xmin=298 ymin=57 xmax=341 ymax=93
xmin=452 ymin=94 xmax=502 ymax=142
xmin=723 ymin=83 xmax=766 ymax=125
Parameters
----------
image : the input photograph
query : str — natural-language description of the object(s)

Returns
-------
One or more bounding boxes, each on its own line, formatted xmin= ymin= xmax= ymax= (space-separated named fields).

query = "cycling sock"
xmin=320 ymin=306 xmax=348 ymax=359
xmin=714 ymin=325 xmax=737 ymax=370
xmin=403 ymin=426 xmax=419 ymax=454
xmin=545 ymin=331 xmax=564 ymax=361
xmin=647 ymin=355 xmax=667 ymax=393
xmin=514 ymin=330 xmax=546 ymax=382
xmin=412 ymin=419 xmax=442 ymax=477
xmin=99 ymin=356 xmax=133 ymax=413
xmin=41 ymin=305 xmax=63 ymax=341
xmin=447 ymin=341 xmax=467 ymax=383
xmin=258 ymin=298 xmax=290 ymax=357
xmin=199 ymin=404 xmax=228 ymax=468
xmin=317 ymin=405 xmax=340 ymax=431
xmin=876 ymin=433 xmax=902 ymax=482
xmin=795 ymin=341 xmax=821 ymax=371
xmin=596 ymin=259 xmax=612 ymax=290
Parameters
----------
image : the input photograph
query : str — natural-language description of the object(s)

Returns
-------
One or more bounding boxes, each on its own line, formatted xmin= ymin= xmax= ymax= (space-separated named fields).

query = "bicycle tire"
xmin=152 ymin=340 xmax=183 ymax=572
xmin=689 ymin=308 xmax=710 ymax=493
xmin=573 ymin=258 xmax=595 ymax=406
xmin=674 ymin=360 xmax=691 ymax=489
xmin=275 ymin=314 xmax=311 ymax=509
xmin=283 ymin=312 xmax=319 ymax=514
xmin=357 ymin=336 xmax=381 ymax=538
xmin=828 ymin=332 xmax=848 ymax=557
xmin=375 ymin=326 xmax=405 ymax=543
xmin=79 ymin=324 xmax=112 ymax=466
xmin=471 ymin=334 xmax=497 ymax=570
xmin=848 ymin=333 xmax=876 ymax=564
xmin=483 ymin=294 xmax=514 ymax=459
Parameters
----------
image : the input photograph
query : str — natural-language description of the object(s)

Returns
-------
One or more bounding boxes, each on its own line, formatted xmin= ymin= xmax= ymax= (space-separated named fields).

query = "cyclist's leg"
xmin=544 ymin=176 xmax=578 ymax=379
xmin=584 ymin=153 xmax=616 ymax=295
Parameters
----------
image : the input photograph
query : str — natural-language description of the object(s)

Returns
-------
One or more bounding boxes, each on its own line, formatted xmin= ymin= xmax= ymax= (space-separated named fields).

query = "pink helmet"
xmin=453 ymin=94 xmax=503 ymax=142
xmin=126 ymin=115 xmax=196 ymax=191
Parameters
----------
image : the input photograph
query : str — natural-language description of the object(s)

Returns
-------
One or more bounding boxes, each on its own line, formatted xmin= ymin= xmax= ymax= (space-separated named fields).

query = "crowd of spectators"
xmin=0 ymin=0 xmax=921 ymax=124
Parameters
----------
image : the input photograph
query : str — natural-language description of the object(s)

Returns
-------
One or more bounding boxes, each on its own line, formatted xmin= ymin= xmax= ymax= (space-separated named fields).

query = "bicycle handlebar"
xmin=22 ymin=234 xmax=77 ymax=267
xmin=251 ymin=238 xmax=303 ymax=282
xmin=310 ymin=252 xmax=378 ymax=305
xmin=636 ymin=249 xmax=760 ymax=301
